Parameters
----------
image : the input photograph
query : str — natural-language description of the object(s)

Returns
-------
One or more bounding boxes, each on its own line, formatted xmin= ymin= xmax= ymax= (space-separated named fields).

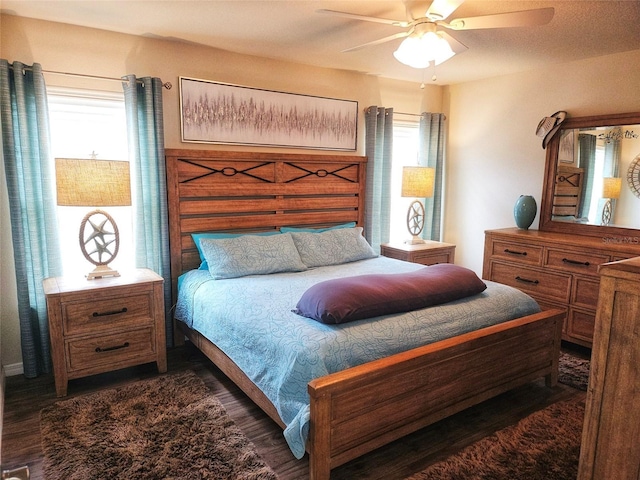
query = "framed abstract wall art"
xmin=179 ymin=77 xmax=358 ymax=151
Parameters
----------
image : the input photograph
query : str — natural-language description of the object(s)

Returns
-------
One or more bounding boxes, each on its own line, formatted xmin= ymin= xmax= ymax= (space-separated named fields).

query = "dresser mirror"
xmin=540 ymin=111 xmax=640 ymax=240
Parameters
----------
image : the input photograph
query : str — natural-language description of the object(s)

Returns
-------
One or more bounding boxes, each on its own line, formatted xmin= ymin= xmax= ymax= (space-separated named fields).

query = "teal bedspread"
xmin=175 ymin=256 xmax=540 ymax=458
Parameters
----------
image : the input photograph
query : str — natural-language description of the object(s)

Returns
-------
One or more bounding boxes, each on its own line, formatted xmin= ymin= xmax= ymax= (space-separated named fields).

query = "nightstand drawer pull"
xmin=95 ymin=342 xmax=130 ymax=353
xmin=515 ymin=275 xmax=539 ymax=285
xmin=504 ymin=248 xmax=527 ymax=256
xmin=562 ymin=258 xmax=591 ymax=267
xmin=92 ymin=307 xmax=128 ymax=318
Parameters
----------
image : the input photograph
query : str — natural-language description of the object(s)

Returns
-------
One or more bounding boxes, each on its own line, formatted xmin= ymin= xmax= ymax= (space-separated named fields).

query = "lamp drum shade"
xmin=55 ymin=158 xmax=131 ymax=207
xmin=602 ymin=177 xmax=622 ymax=199
xmin=402 ymin=166 xmax=435 ymax=198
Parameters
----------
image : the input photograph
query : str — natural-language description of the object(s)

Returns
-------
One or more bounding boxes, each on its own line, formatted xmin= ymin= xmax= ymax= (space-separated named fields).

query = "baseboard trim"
xmin=1 ymin=465 xmax=30 ymax=479
xmin=3 ymin=363 xmax=23 ymax=377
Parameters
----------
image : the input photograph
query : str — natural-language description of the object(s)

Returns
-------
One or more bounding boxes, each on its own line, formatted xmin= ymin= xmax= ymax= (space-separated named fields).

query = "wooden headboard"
xmin=165 ymin=148 xmax=367 ymax=302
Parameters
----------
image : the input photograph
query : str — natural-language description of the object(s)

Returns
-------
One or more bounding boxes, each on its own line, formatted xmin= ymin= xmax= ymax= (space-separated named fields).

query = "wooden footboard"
xmin=179 ymin=308 xmax=563 ymax=480
xmin=307 ymin=308 xmax=564 ymax=480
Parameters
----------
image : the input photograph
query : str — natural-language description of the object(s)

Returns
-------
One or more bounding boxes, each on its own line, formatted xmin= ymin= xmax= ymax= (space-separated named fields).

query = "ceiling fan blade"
xmin=445 ymin=7 xmax=554 ymax=30
xmin=341 ymin=31 xmax=410 ymax=53
xmin=316 ymin=9 xmax=410 ymax=28
xmin=426 ymin=0 xmax=465 ymax=21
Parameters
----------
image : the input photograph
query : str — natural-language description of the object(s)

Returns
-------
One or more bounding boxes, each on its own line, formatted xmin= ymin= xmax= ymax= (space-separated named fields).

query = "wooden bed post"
xmin=545 ymin=314 xmax=564 ymax=387
xmin=308 ymin=391 xmax=332 ymax=480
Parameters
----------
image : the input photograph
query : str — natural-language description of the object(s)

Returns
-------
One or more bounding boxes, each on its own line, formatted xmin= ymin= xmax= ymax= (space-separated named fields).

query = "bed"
xmin=166 ymin=148 xmax=564 ymax=480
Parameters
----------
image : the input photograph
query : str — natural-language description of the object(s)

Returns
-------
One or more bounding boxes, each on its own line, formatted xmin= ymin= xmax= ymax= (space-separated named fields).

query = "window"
xmin=587 ymin=145 xmax=605 ymax=221
xmin=389 ymin=121 xmax=420 ymax=244
xmin=48 ymin=88 xmax=133 ymax=277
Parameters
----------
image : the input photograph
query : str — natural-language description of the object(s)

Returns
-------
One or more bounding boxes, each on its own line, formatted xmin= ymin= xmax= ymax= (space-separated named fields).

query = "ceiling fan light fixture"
xmin=393 ymin=29 xmax=455 ymax=69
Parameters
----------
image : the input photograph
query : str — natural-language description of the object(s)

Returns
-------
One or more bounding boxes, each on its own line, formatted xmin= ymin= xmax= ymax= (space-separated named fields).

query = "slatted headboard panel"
xmin=165 ymin=148 xmax=367 ymax=300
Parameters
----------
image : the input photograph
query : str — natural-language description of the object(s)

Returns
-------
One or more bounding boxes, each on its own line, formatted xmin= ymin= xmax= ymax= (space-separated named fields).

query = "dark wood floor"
xmin=2 ymin=343 xmax=587 ymax=479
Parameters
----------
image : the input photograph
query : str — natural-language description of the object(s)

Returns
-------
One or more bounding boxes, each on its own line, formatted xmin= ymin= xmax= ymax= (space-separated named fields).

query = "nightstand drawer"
xmin=65 ymin=326 xmax=156 ymax=372
xmin=488 ymin=262 xmax=571 ymax=302
xmin=63 ymin=293 xmax=153 ymax=336
xmin=489 ymin=241 xmax=543 ymax=266
xmin=411 ymin=252 xmax=451 ymax=265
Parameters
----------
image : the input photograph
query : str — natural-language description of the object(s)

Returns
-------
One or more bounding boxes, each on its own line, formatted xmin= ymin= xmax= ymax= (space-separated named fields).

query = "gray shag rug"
xmin=40 ymin=371 xmax=279 ymax=480
xmin=406 ymin=400 xmax=585 ymax=480
xmin=558 ymin=351 xmax=590 ymax=391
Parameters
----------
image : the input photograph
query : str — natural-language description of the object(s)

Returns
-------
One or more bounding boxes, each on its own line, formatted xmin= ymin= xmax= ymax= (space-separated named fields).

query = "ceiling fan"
xmin=317 ymin=0 xmax=554 ymax=69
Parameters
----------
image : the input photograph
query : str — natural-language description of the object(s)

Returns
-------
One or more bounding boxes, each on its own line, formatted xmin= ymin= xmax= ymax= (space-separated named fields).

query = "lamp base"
xmin=405 ymin=235 xmax=426 ymax=245
xmin=86 ymin=264 xmax=121 ymax=280
xmin=602 ymin=198 xmax=613 ymax=226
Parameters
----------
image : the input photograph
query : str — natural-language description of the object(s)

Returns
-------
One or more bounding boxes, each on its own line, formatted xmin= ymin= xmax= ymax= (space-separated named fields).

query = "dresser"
xmin=380 ymin=241 xmax=456 ymax=266
xmin=482 ymin=228 xmax=640 ymax=348
xmin=44 ymin=268 xmax=167 ymax=396
xmin=578 ymin=257 xmax=640 ymax=479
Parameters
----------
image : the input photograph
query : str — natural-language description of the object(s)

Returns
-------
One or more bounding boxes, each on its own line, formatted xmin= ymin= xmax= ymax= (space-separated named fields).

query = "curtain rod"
xmin=10 ymin=65 xmax=172 ymax=89
xmin=395 ymin=111 xmax=447 ymax=120
xmin=366 ymin=107 xmax=422 ymax=117
xmin=394 ymin=111 xmax=422 ymax=117
xmin=366 ymin=108 xmax=446 ymax=120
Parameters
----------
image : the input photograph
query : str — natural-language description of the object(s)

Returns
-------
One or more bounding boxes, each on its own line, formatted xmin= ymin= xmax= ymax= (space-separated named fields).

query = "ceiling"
xmin=2 ymin=1 xmax=640 ymax=85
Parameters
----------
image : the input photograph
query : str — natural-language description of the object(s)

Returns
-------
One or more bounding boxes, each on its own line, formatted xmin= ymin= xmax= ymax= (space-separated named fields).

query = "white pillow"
xmin=290 ymin=227 xmax=377 ymax=268
xmin=200 ymin=233 xmax=307 ymax=279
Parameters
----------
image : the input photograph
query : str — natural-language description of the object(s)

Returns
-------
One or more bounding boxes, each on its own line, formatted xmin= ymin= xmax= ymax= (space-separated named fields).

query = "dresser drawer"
xmin=544 ymin=248 xmax=608 ymax=276
xmin=484 ymin=228 xmax=640 ymax=350
xmin=534 ymin=300 xmax=568 ymax=334
xmin=567 ymin=308 xmax=595 ymax=344
xmin=489 ymin=241 xmax=543 ymax=266
xmin=572 ymin=276 xmax=600 ymax=309
xmin=65 ymin=326 xmax=156 ymax=372
xmin=62 ymin=292 xmax=153 ymax=336
xmin=489 ymin=262 xmax=570 ymax=302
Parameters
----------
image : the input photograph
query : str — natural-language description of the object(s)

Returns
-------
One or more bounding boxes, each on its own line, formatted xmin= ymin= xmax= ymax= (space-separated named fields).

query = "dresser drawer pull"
xmin=504 ymin=249 xmax=527 ymax=256
xmin=95 ymin=342 xmax=130 ymax=353
xmin=92 ymin=307 xmax=128 ymax=318
xmin=562 ymin=258 xmax=591 ymax=267
xmin=515 ymin=275 xmax=540 ymax=285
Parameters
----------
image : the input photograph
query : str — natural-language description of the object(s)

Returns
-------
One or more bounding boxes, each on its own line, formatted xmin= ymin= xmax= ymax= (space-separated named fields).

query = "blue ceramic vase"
xmin=514 ymin=195 xmax=537 ymax=229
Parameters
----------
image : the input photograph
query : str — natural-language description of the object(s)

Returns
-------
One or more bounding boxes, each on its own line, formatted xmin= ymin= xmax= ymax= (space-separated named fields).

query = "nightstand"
xmin=380 ymin=241 xmax=456 ymax=266
xmin=43 ymin=268 xmax=167 ymax=397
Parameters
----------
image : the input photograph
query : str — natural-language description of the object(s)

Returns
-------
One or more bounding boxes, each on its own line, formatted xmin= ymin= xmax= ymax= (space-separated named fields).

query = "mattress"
xmin=175 ymin=256 xmax=540 ymax=458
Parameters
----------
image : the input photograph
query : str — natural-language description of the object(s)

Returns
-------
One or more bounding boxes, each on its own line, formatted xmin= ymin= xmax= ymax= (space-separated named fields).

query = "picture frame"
xmin=558 ymin=129 xmax=577 ymax=164
xmin=179 ymin=77 xmax=358 ymax=151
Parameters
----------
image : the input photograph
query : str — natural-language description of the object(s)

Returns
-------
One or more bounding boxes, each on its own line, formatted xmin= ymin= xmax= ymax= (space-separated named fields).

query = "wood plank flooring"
xmin=2 ymin=343 xmax=586 ymax=479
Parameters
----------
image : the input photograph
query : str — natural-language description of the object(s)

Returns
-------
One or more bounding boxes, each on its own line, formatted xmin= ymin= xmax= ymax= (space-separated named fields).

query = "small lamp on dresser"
xmin=401 ymin=166 xmax=435 ymax=244
xmin=601 ymin=177 xmax=621 ymax=226
xmin=55 ymin=158 xmax=131 ymax=279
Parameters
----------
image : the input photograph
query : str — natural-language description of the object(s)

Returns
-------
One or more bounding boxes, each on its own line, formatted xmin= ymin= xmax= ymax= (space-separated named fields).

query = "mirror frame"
xmin=539 ymin=111 xmax=640 ymax=239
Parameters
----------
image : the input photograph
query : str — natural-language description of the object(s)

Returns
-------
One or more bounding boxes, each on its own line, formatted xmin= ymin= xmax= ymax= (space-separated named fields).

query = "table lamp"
xmin=601 ymin=177 xmax=621 ymax=226
xmin=401 ymin=166 xmax=435 ymax=244
xmin=55 ymin=158 xmax=131 ymax=279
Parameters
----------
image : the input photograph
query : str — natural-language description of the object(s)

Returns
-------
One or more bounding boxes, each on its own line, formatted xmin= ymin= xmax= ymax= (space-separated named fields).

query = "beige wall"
xmin=2 ymin=13 xmax=640 ymax=373
xmin=444 ymin=49 xmax=640 ymax=274
xmin=0 ymin=15 xmax=442 ymax=370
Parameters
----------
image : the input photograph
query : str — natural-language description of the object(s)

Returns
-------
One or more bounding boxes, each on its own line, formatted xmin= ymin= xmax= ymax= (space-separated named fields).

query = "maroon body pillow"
xmin=293 ymin=263 xmax=487 ymax=324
